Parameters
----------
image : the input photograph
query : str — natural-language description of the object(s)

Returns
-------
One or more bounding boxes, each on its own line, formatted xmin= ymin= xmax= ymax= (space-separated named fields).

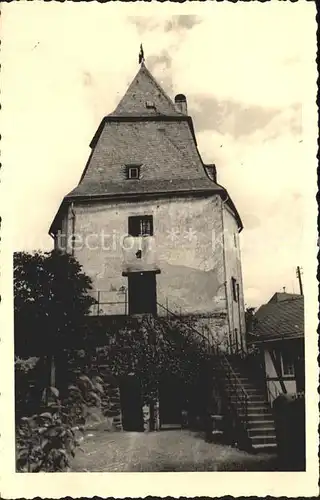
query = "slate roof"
xmin=49 ymin=62 xmax=243 ymax=233
xmin=111 ymin=63 xmax=182 ymax=117
xmin=268 ymin=292 xmax=300 ymax=304
xmin=66 ymin=117 xmax=221 ymax=199
xmin=253 ymin=295 xmax=304 ymax=342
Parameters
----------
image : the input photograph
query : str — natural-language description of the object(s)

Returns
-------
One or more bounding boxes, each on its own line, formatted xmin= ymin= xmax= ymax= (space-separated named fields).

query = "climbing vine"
xmin=95 ymin=315 xmax=212 ymax=404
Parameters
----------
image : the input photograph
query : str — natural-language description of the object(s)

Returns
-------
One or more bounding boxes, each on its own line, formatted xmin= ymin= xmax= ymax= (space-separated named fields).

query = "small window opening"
xmin=231 ymin=277 xmax=237 ymax=302
xmin=126 ymin=165 xmax=140 ymax=180
xmin=282 ymin=350 xmax=295 ymax=376
xmin=146 ymin=101 xmax=156 ymax=109
xmin=234 ymin=234 xmax=237 ymax=248
xmin=128 ymin=215 xmax=153 ymax=237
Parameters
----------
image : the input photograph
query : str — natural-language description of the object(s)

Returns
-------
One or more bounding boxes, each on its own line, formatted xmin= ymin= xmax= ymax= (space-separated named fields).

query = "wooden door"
xmin=120 ymin=376 xmax=144 ymax=432
xmin=128 ymin=271 xmax=157 ymax=315
xmin=159 ymin=378 xmax=182 ymax=429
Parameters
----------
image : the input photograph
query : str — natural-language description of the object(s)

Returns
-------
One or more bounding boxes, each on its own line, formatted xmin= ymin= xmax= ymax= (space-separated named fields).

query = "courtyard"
xmin=71 ymin=429 xmax=278 ymax=472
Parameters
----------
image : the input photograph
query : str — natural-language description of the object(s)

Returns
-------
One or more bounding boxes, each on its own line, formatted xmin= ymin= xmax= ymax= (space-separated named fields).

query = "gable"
xmin=111 ymin=63 xmax=181 ymax=117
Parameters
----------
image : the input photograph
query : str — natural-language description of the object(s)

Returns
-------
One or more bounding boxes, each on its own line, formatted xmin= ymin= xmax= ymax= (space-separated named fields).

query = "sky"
xmin=1 ymin=1 xmax=317 ymax=308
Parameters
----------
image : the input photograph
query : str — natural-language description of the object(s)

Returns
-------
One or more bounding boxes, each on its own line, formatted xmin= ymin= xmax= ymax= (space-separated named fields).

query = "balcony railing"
xmin=90 ymin=289 xmax=127 ymax=316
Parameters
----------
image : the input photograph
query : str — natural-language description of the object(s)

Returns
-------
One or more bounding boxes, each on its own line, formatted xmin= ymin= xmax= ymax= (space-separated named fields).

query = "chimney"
xmin=204 ymin=164 xmax=217 ymax=183
xmin=174 ymin=94 xmax=188 ymax=114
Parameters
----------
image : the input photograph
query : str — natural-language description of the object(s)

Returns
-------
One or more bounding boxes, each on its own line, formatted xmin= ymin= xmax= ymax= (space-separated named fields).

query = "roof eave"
xmin=219 ymin=187 xmax=243 ymax=232
xmin=48 ymin=200 xmax=69 ymax=236
xmin=64 ymin=186 xmax=225 ymax=204
xmin=253 ymin=333 xmax=304 ymax=344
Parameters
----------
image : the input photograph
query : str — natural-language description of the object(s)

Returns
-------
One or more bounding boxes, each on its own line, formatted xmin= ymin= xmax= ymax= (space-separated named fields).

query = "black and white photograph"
xmin=1 ymin=1 xmax=318 ymax=498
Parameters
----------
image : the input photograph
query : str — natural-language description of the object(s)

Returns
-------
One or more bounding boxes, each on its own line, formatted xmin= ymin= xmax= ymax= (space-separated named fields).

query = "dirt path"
xmin=71 ymin=429 xmax=278 ymax=472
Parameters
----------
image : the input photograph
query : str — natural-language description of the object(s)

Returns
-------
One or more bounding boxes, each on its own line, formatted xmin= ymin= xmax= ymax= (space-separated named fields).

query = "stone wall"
xmin=143 ymin=401 xmax=160 ymax=432
xmin=181 ymin=312 xmax=229 ymax=350
xmin=103 ymin=380 xmax=122 ymax=431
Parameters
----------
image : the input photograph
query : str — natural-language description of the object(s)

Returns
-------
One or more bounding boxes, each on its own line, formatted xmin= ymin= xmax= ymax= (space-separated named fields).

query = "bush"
xmin=16 ymin=374 xmax=105 ymax=472
xmin=273 ymin=392 xmax=305 ymax=471
xmin=15 ymin=356 xmax=42 ymax=421
xmin=63 ymin=374 xmax=105 ymax=427
xmin=16 ymin=411 xmax=80 ymax=472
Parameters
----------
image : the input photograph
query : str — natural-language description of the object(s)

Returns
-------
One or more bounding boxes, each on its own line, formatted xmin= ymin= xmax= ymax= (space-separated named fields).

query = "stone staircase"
xmin=149 ymin=303 xmax=278 ymax=452
xmin=224 ymin=362 xmax=277 ymax=452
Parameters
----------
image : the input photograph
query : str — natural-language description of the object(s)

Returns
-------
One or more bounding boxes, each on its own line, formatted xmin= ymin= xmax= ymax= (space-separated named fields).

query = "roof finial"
xmin=139 ymin=43 xmax=145 ymax=65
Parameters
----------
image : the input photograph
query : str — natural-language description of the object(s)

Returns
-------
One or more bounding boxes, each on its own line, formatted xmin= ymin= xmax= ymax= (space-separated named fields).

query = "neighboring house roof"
xmin=49 ymin=62 xmax=243 ymax=234
xmin=253 ymin=295 xmax=304 ymax=342
xmin=268 ymin=292 xmax=300 ymax=304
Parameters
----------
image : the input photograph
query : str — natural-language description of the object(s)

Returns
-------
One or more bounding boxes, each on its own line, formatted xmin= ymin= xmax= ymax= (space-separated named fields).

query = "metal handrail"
xmin=214 ymin=354 xmax=249 ymax=431
xmin=157 ymin=302 xmax=248 ymax=393
xmin=156 ymin=302 xmax=210 ymax=344
xmin=157 ymin=301 xmax=249 ymax=431
xmin=91 ymin=289 xmax=128 ymax=316
xmin=222 ymin=356 xmax=249 ymax=398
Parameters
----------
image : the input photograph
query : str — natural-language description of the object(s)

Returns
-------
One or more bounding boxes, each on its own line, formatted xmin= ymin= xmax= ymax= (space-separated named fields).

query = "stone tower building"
xmin=50 ymin=61 xmax=246 ymax=353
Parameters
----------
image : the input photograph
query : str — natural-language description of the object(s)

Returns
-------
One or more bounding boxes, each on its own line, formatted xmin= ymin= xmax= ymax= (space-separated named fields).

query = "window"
xmin=234 ymin=234 xmax=237 ymax=248
xmin=128 ymin=215 xmax=153 ymax=237
xmin=234 ymin=328 xmax=239 ymax=352
xmin=282 ymin=350 xmax=295 ymax=376
xmin=126 ymin=165 xmax=141 ymax=180
xmin=146 ymin=101 xmax=156 ymax=109
xmin=231 ymin=277 xmax=237 ymax=302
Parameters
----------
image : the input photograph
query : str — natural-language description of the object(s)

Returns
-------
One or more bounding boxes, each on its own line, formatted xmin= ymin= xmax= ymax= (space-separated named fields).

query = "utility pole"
xmin=296 ymin=266 xmax=304 ymax=296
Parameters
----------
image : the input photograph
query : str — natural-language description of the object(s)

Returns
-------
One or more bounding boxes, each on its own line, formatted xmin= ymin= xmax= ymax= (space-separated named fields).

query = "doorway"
xmin=127 ymin=271 xmax=157 ymax=315
xmin=159 ymin=377 xmax=183 ymax=429
xmin=120 ymin=376 xmax=144 ymax=432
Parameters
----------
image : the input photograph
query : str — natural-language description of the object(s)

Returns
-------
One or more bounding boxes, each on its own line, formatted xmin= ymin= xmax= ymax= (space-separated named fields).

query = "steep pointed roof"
xmin=49 ymin=62 xmax=243 ymax=234
xmin=110 ymin=62 xmax=182 ymax=117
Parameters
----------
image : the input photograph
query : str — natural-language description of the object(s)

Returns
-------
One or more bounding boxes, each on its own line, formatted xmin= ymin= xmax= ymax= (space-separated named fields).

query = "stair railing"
xmin=156 ymin=301 xmax=249 ymax=438
xmin=156 ymin=302 xmax=211 ymax=346
xmin=214 ymin=349 xmax=249 ymax=432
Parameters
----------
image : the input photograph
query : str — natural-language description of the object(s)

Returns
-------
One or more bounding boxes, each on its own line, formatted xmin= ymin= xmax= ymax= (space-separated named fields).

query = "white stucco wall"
xmin=222 ymin=204 xmax=246 ymax=351
xmin=54 ymin=194 xmax=245 ymax=349
xmin=264 ymin=349 xmax=297 ymax=403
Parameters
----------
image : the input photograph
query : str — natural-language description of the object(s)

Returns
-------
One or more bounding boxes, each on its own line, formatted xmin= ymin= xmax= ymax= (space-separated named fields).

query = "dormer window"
xmin=146 ymin=101 xmax=156 ymax=109
xmin=126 ymin=165 xmax=141 ymax=180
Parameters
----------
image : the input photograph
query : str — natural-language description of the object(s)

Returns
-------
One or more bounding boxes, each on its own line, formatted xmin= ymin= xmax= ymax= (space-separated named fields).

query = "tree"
xmin=14 ymin=250 xmax=96 ymax=388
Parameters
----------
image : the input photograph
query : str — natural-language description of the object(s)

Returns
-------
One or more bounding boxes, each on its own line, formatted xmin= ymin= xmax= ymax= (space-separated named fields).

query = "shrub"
xmin=16 ymin=374 xmax=105 ymax=472
xmin=15 ymin=356 xmax=42 ymax=421
xmin=63 ymin=374 xmax=105 ymax=427
xmin=16 ymin=411 xmax=80 ymax=472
